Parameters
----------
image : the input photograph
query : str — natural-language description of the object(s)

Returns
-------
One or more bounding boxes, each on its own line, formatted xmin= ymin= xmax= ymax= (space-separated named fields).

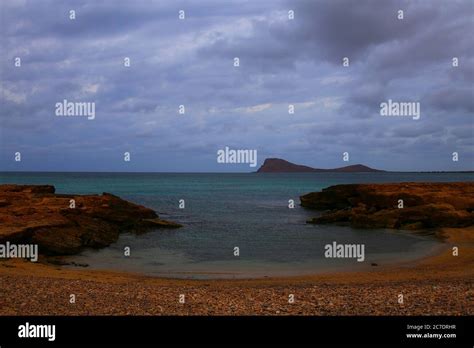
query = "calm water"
xmin=2 ymin=172 xmax=472 ymax=279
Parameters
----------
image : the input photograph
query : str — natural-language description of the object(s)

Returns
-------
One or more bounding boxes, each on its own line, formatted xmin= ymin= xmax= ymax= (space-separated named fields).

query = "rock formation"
xmin=257 ymin=158 xmax=383 ymax=173
xmin=0 ymin=184 xmax=181 ymax=255
xmin=300 ymin=182 xmax=474 ymax=230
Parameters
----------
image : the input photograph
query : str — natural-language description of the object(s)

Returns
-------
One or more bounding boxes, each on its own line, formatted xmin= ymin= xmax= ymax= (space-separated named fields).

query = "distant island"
xmin=256 ymin=158 xmax=384 ymax=173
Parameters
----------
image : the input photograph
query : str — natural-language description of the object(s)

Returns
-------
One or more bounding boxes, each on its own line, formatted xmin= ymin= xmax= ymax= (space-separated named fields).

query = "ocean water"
xmin=1 ymin=172 xmax=472 ymax=279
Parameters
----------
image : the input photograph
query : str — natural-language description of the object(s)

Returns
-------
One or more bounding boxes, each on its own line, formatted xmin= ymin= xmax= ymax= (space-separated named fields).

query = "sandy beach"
xmin=1 ymin=227 xmax=472 ymax=316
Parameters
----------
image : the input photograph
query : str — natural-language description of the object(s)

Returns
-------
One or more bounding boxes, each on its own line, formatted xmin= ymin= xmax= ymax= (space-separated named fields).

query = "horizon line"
xmin=1 ymin=170 xmax=474 ymax=174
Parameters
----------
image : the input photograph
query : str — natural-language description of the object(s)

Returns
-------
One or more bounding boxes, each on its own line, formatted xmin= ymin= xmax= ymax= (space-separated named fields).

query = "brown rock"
xmin=301 ymin=182 xmax=474 ymax=230
xmin=0 ymin=184 xmax=182 ymax=254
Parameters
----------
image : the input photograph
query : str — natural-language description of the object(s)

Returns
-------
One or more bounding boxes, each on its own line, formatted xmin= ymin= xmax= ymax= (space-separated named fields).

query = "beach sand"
xmin=0 ymin=227 xmax=473 ymax=316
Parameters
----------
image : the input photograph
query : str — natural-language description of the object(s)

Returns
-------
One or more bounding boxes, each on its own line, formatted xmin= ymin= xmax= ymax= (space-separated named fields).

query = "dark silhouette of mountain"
xmin=256 ymin=158 xmax=384 ymax=173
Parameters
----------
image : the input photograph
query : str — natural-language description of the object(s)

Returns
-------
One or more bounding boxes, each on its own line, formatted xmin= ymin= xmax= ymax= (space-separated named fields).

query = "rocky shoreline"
xmin=1 ymin=226 xmax=472 ymax=315
xmin=0 ymin=183 xmax=473 ymax=315
xmin=300 ymin=182 xmax=474 ymax=230
xmin=0 ymin=184 xmax=181 ymax=255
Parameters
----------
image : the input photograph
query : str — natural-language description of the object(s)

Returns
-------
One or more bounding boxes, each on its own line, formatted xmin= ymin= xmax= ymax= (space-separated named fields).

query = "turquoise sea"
xmin=1 ymin=172 xmax=472 ymax=279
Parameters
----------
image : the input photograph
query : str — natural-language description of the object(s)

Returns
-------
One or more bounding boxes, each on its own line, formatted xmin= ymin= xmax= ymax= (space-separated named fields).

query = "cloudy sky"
xmin=1 ymin=0 xmax=473 ymax=172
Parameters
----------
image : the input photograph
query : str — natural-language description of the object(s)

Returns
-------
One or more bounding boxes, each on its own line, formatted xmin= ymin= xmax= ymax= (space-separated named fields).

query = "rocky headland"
xmin=301 ymin=182 xmax=474 ymax=230
xmin=257 ymin=158 xmax=383 ymax=173
xmin=0 ymin=184 xmax=181 ymax=255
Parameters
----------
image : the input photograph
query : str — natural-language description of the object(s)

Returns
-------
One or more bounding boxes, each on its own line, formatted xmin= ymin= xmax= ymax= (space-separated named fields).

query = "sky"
xmin=0 ymin=0 xmax=473 ymax=172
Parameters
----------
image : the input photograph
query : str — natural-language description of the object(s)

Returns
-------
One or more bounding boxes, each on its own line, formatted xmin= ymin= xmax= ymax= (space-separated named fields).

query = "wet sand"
xmin=0 ymin=227 xmax=473 ymax=315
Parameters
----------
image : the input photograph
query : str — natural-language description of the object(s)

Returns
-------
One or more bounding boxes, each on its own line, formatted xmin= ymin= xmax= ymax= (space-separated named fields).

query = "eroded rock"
xmin=0 ymin=184 xmax=182 ymax=254
xmin=300 ymin=182 xmax=474 ymax=230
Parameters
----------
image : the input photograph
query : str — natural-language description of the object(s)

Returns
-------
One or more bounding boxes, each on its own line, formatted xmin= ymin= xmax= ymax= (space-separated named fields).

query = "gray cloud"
xmin=0 ymin=0 xmax=473 ymax=172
